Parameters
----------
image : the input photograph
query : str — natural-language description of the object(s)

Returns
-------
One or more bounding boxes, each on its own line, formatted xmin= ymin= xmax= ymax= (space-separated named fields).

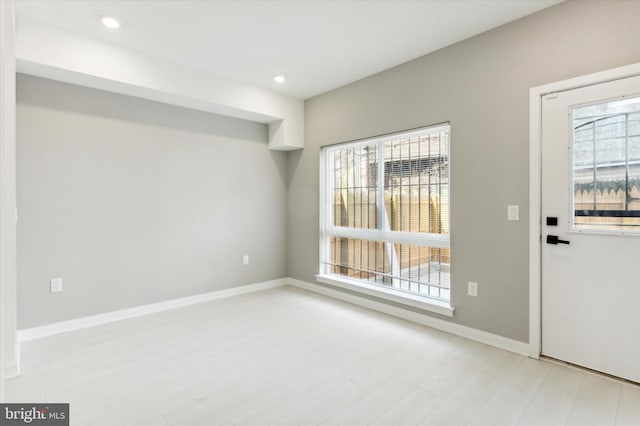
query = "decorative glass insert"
xmin=573 ymin=95 xmax=640 ymax=233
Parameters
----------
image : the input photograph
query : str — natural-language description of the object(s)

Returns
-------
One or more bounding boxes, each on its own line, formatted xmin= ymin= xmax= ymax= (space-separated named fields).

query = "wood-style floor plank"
xmin=615 ymin=383 xmax=640 ymax=426
xmin=467 ymin=357 xmax=552 ymax=426
xmin=515 ymin=365 xmax=585 ymax=426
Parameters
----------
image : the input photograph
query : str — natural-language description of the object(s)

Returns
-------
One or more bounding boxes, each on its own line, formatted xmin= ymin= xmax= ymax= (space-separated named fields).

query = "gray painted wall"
xmin=17 ymin=75 xmax=288 ymax=329
xmin=288 ymin=0 xmax=640 ymax=342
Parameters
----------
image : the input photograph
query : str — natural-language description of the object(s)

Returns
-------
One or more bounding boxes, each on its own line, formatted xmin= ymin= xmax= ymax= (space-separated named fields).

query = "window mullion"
xmin=377 ymin=139 xmax=384 ymax=232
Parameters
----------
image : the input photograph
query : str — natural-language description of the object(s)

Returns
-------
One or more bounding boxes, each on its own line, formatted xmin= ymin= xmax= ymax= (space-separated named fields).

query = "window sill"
xmin=315 ymin=274 xmax=455 ymax=317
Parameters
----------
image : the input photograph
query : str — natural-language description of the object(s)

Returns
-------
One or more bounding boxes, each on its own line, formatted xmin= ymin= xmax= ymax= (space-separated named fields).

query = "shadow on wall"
xmin=286 ymin=148 xmax=303 ymax=190
xmin=17 ymin=74 xmax=268 ymax=143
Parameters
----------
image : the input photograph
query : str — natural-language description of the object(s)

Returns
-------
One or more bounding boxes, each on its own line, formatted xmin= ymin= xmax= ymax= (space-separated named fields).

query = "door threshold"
xmin=540 ymin=355 xmax=640 ymax=387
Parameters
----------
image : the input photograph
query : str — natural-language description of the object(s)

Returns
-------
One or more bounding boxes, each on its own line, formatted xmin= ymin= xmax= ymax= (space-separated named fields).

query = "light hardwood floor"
xmin=6 ymin=286 xmax=640 ymax=425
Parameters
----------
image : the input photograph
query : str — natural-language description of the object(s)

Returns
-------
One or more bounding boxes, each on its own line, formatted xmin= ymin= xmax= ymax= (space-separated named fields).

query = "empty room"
xmin=1 ymin=0 xmax=640 ymax=425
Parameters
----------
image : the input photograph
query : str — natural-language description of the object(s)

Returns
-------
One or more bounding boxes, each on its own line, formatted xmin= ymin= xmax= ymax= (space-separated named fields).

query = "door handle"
xmin=546 ymin=235 xmax=570 ymax=245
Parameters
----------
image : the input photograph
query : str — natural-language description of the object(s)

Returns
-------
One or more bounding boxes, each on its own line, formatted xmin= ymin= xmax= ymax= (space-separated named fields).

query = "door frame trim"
xmin=529 ymin=63 xmax=640 ymax=359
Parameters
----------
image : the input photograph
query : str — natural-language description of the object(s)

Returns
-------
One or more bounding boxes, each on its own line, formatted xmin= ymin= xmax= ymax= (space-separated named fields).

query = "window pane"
xmin=326 ymin=238 xmax=450 ymax=301
xmin=327 ymin=237 xmax=390 ymax=282
xmin=573 ymin=96 xmax=640 ymax=233
xmin=331 ymin=145 xmax=378 ymax=229
xmin=383 ymin=132 xmax=449 ymax=234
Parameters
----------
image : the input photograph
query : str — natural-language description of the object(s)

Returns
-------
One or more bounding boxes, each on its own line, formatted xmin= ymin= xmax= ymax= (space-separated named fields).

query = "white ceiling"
xmin=16 ymin=0 xmax=562 ymax=100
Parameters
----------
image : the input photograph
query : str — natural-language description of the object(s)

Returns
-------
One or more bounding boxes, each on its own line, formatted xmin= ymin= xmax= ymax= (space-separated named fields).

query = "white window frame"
xmin=317 ymin=124 xmax=454 ymax=317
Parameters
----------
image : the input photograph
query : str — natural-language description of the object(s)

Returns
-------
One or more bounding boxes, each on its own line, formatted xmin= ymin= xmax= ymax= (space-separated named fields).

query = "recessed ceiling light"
xmin=101 ymin=16 xmax=120 ymax=29
xmin=274 ymin=75 xmax=286 ymax=83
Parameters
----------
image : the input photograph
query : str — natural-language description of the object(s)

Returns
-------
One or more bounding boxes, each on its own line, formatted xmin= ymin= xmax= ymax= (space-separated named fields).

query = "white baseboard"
xmin=285 ymin=278 xmax=530 ymax=357
xmin=19 ymin=278 xmax=286 ymax=342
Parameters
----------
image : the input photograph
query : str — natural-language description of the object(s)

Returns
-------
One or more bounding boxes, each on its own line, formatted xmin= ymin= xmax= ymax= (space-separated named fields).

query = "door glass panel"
xmin=572 ymin=95 xmax=640 ymax=233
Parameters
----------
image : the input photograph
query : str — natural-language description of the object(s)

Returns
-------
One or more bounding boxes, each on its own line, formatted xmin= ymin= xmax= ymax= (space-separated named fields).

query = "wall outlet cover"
xmin=50 ymin=278 xmax=63 ymax=293
xmin=507 ymin=205 xmax=520 ymax=221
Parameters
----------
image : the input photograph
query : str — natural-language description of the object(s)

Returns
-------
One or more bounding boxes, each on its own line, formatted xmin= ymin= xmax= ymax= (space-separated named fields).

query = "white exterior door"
xmin=541 ymin=74 xmax=640 ymax=383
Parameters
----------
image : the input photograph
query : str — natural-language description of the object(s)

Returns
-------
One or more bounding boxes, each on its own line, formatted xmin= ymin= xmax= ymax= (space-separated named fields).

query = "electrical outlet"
xmin=507 ymin=205 xmax=520 ymax=221
xmin=50 ymin=278 xmax=63 ymax=293
xmin=243 ymin=255 xmax=249 ymax=265
xmin=468 ymin=281 xmax=478 ymax=297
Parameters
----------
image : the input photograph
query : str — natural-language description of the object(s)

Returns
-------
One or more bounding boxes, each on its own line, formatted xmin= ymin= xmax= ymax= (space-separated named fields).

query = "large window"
xmin=319 ymin=124 xmax=451 ymax=306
